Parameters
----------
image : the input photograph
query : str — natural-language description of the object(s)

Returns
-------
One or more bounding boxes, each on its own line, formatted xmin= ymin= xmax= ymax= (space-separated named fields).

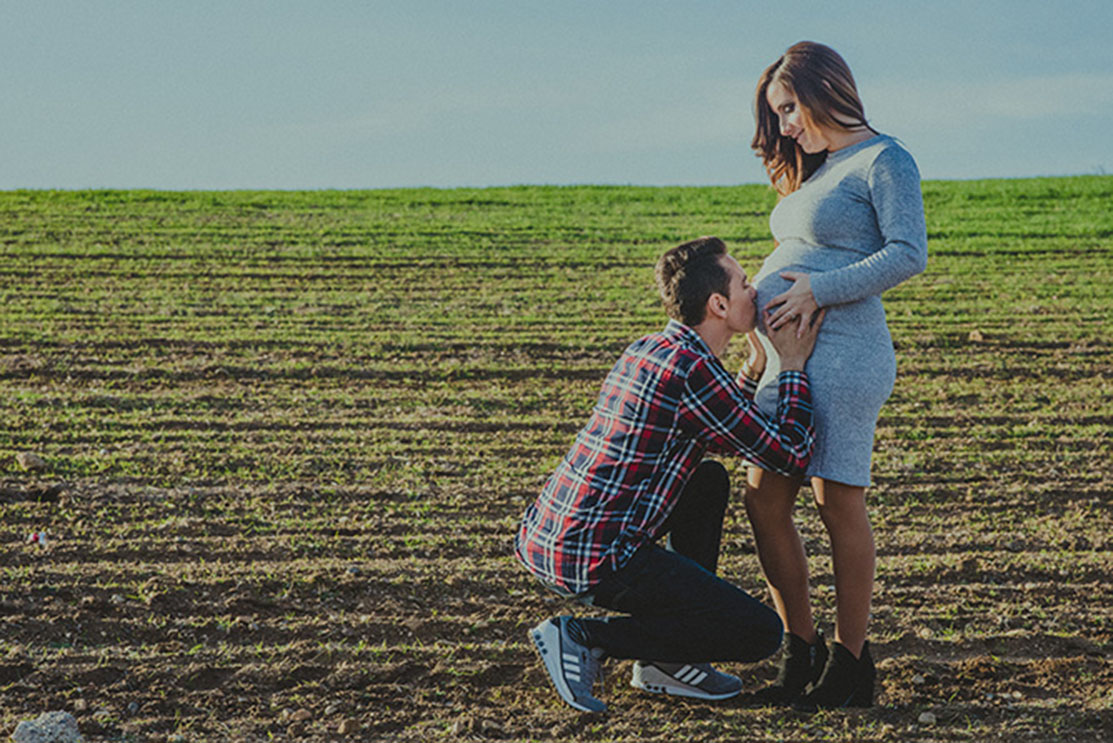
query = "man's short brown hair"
xmin=655 ymin=236 xmax=731 ymax=326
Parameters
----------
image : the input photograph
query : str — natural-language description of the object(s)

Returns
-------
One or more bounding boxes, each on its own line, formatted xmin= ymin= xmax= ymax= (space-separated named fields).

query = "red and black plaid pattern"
xmin=515 ymin=320 xmax=814 ymax=594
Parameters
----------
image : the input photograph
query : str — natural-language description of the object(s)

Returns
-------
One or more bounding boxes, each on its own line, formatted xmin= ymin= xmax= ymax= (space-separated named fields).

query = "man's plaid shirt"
xmin=515 ymin=320 xmax=815 ymax=594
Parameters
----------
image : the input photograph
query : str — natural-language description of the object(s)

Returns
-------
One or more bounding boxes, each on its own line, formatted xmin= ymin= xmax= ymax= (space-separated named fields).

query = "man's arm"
xmin=680 ymin=312 xmax=825 ymax=476
xmin=680 ymin=360 xmax=814 ymax=477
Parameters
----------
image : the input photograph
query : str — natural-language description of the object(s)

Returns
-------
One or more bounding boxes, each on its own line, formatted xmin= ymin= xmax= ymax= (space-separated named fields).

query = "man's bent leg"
xmin=661 ymin=460 xmax=729 ymax=574
xmin=574 ymin=545 xmax=783 ymax=664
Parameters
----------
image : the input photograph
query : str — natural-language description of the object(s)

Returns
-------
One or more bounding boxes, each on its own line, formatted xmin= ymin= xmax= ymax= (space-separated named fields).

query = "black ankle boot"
xmin=752 ymin=630 xmax=828 ymax=705
xmin=793 ymin=640 xmax=875 ymax=712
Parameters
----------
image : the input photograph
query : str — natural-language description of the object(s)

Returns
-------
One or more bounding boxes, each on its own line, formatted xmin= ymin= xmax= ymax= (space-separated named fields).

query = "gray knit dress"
xmin=752 ymin=134 xmax=927 ymax=487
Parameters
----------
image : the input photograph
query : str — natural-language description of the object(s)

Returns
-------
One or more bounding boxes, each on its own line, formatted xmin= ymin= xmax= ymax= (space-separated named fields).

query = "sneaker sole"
xmin=630 ymin=664 xmax=741 ymax=701
xmin=529 ymin=620 xmax=604 ymax=713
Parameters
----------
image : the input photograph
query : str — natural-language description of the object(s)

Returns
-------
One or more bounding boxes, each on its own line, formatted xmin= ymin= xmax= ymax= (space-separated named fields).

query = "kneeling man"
xmin=514 ymin=236 xmax=824 ymax=712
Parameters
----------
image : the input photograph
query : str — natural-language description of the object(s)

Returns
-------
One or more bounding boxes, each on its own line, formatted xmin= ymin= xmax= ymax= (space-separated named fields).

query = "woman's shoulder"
xmin=862 ymin=134 xmax=920 ymax=181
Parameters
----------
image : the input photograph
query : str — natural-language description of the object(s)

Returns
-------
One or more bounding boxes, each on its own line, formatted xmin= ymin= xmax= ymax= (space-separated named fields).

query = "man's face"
xmin=718 ymin=254 xmax=758 ymax=333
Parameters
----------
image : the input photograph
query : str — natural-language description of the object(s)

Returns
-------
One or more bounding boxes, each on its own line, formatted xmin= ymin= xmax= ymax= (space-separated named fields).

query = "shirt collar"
xmin=664 ymin=318 xmax=715 ymax=359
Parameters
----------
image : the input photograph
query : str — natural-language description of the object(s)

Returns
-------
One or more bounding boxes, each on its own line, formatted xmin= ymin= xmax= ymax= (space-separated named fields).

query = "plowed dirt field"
xmin=2 ymin=181 xmax=1111 ymax=741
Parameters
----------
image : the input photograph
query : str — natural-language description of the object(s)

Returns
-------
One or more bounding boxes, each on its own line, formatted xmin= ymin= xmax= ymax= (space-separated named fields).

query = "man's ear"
xmin=706 ymin=292 xmax=729 ymax=320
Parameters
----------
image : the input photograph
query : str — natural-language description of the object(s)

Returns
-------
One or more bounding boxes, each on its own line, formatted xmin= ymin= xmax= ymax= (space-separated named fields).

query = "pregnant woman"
xmin=744 ymin=41 xmax=927 ymax=709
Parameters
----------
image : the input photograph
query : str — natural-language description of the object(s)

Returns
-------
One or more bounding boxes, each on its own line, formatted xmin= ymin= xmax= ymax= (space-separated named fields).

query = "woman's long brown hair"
xmin=752 ymin=41 xmax=875 ymax=195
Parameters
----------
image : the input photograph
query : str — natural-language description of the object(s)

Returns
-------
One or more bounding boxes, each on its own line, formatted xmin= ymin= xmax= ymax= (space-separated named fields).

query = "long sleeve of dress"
xmin=809 ymin=145 xmax=928 ymax=308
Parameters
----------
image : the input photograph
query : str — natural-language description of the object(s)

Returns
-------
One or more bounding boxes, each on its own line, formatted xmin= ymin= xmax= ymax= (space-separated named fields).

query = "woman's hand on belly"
xmin=766 ymin=271 xmax=819 ymax=338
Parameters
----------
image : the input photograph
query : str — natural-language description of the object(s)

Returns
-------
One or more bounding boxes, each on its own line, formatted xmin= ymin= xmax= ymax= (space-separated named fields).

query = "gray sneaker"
xmin=529 ymin=616 xmax=606 ymax=713
xmin=631 ymin=660 xmax=742 ymax=700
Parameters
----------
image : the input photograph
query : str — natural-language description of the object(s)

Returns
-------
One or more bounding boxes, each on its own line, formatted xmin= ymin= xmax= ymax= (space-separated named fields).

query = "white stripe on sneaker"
xmin=688 ymin=670 xmax=708 ymax=686
xmin=676 ymin=665 xmax=699 ymax=684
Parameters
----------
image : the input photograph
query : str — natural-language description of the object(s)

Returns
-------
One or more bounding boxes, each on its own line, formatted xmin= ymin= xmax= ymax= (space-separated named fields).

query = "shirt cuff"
xmin=777 ymin=369 xmax=809 ymax=389
xmin=741 ymin=375 xmax=759 ymax=398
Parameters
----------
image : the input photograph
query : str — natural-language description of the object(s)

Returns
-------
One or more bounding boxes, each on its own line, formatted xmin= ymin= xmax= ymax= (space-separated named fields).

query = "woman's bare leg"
xmin=744 ymin=467 xmax=816 ymax=642
xmin=812 ymin=477 xmax=874 ymax=658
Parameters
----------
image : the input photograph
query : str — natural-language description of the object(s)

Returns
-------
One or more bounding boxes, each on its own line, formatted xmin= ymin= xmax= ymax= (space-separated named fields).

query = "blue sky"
xmin=3 ymin=1 xmax=1111 ymax=189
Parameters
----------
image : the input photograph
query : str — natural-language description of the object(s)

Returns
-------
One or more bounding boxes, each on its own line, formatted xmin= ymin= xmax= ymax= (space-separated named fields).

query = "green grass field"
xmin=1 ymin=177 xmax=1111 ymax=741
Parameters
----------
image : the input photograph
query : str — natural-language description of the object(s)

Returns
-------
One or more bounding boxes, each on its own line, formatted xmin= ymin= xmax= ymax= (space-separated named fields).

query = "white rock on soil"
xmin=918 ymin=711 xmax=937 ymax=725
xmin=11 ymin=710 xmax=84 ymax=743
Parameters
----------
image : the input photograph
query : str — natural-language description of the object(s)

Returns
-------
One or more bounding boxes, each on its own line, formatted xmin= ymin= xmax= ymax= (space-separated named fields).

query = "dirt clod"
xmin=16 ymin=452 xmax=48 ymax=472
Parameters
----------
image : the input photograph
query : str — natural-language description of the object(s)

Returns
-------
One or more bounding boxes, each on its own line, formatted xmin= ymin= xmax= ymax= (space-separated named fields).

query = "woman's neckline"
xmin=826 ymin=132 xmax=886 ymax=160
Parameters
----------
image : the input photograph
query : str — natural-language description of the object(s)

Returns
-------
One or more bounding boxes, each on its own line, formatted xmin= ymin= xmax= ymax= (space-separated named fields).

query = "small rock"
xmin=918 ymin=711 xmax=937 ymax=725
xmin=11 ymin=710 xmax=84 ymax=742
xmin=17 ymin=452 xmax=48 ymax=472
xmin=912 ymin=674 xmax=925 ymax=685
xmin=290 ymin=708 xmax=312 ymax=722
xmin=338 ymin=719 xmax=360 ymax=735
xmin=324 ymin=703 xmax=340 ymax=716
xmin=71 ymin=699 xmax=87 ymax=713
xmin=110 ymin=594 xmax=125 ymax=605
xmin=967 ymin=329 xmax=984 ymax=343
xmin=126 ymin=701 xmax=139 ymax=715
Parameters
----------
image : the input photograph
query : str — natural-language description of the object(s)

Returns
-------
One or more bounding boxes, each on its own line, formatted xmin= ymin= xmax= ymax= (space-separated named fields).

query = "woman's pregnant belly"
xmin=753 ymin=239 xmax=888 ymax=338
xmin=751 ymin=240 xmax=896 ymax=414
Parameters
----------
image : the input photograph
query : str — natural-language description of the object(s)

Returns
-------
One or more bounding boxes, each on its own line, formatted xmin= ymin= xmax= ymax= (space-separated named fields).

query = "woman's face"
xmin=765 ymin=81 xmax=830 ymax=154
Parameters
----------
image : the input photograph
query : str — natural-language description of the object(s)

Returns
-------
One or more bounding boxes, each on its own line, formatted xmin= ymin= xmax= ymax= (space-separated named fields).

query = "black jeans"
xmin=575 ymin=461 xmax=783 ymax=663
